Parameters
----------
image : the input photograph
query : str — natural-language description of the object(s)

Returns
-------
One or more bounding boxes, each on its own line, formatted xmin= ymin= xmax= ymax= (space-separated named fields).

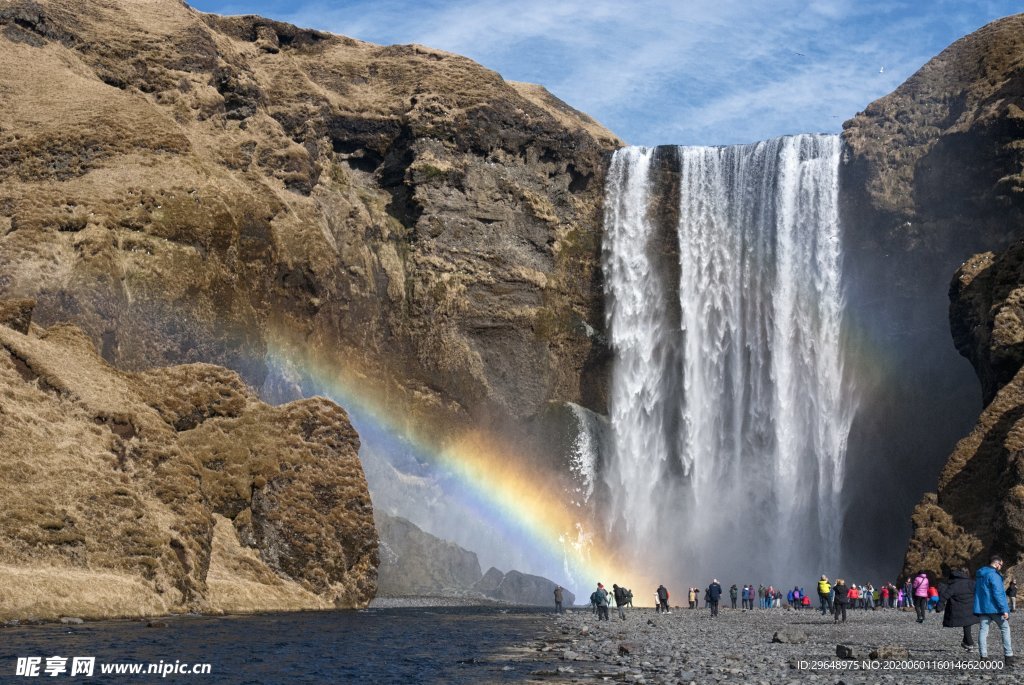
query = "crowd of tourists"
xmin=571 ymin=554 xmax=1018 ymax=666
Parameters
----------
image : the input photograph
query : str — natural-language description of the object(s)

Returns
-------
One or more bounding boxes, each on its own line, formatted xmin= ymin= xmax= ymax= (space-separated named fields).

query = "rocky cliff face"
xmin=375 ymin=513 xmax=483 ymax=596
xmin=903 ymin=242 xmax=1024 ymax=580
xmin=0 ymin=0 xmax=620 ymax=441
xmin=473 ymin=568 xmax=575 ymax=607
xmin=0 ymin=300 xmax=376 ymax=620
xmin=375 ymin=513 xmax=575 ymax=605
xmin=838 ymin=14 xmax=1024 ymax=570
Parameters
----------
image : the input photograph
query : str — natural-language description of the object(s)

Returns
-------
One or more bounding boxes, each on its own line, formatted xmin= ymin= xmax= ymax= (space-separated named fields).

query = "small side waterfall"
xmin=602 ymin=134 xmax=856 ymax=582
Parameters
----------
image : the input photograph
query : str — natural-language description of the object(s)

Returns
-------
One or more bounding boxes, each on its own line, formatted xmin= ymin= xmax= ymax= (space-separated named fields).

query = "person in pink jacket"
xmin=912 ymin=571 xmax=931 ymax=623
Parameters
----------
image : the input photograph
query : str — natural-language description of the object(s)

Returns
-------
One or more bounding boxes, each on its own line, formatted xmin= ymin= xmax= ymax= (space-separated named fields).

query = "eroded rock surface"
xmin=838 ymin=14 xmax=1024 ymax=565
xmin=0 ymin=0 xmax=620 ymax=441
xmin=903 ymin=242 xmax=1024 ymax=580
xmin=0 ymin=301 xmax=376 ymax=620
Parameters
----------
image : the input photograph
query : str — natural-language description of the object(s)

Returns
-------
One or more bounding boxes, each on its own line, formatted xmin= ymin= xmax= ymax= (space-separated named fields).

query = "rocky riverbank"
xmin=519 ymin=605 xmax=1022 ymax=684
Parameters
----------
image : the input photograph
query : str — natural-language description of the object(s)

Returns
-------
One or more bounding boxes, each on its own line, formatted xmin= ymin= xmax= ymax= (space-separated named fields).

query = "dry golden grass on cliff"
xmin=0 ymin=0 xmax=621 ymax=444
xmin=0 ymin=309 xmax=377 ymax=620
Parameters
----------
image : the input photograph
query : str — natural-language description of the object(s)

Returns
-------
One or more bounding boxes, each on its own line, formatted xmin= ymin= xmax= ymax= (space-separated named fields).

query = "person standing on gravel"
xmin=657 ymin=584 xmax=670 ymax=613
xmin=613 ymin=584 xmax=628 ymax=620
xmin=554 ymin=586 xmax=564 ymax=614
xmin=730 ymin=584 xmax=738 ymax=609
xmin=912 ymin=570 xmax=930 ymax=623
xmin=594 ymin=583 xmax=610 ymax=621
xmin=815 ymin=577 xmax=831 ymax=614
xmin=708 ymin=579 xmax=722 ymax=617
xmin=937 ymin=567 xmax=978 ymax=651
xmin=833 ymin=579 xmax=849 ymax=623
xmin=1008 ymin=579 xmax=1017 ymax=613
xmin=974 ymin=555 xmax=1014 ymax=665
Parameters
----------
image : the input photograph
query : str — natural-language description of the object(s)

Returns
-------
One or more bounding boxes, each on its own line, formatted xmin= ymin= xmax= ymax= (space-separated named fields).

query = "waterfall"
xmin=602 ymin=134 xmax=855 ymax=582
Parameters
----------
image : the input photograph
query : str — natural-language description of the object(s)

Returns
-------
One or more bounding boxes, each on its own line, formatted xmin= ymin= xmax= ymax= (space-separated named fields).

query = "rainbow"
xmin=264 ymin=335 xmax=650 ymax=601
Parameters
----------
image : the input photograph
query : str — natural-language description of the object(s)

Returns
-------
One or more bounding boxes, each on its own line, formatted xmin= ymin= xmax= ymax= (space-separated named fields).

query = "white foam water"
xmin=602 ymin=135 xmax=856 ymax=582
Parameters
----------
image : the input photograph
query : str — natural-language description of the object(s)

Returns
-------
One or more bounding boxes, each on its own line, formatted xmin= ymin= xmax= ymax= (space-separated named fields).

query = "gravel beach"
xmin=518 ymin=605 xmax=1023 ymax=684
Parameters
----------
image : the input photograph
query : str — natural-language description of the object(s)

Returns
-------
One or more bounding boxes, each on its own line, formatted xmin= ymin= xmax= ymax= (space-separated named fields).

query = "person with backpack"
xmin=912 ymin=571 xmax=930 ymax=623
xmin=974 ymin=555 xmax=1014 ymax=665
xmin=594 ymin=583 xmax=610 ymax=621
xmin=613 ymin=584 xmax=628 ymax=620
xmin=656 ymin=584 xmax=670 ymax=613
xmin=554 ymin=585 xmax=564 ymax=614
xmin=938 ymin=567 xmax=978 ymax=652
xmin=730 ymin=584 xmax=738 ymax=609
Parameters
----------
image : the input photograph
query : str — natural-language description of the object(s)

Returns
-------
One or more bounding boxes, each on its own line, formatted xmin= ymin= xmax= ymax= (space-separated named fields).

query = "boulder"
xmin=836 ymin=645 xmax=859 ymax=660
xmin=771 ymin=629 xmax=808 ymax=644
xmin=870 ymin=645 xmax=910 ymax=660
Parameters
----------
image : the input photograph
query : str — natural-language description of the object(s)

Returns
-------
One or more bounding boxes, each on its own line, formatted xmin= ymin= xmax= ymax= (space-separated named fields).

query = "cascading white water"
xmin=602 ymin=134 xmax=856 ymax=582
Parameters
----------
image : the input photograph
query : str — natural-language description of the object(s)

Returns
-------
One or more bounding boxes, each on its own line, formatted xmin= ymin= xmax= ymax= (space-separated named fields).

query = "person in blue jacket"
xmin=974 ymin=554 xmax=1014 ymax=665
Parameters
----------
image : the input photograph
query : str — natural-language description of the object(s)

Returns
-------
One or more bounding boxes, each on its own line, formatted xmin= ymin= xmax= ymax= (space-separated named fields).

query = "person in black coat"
xmin=937 ymin=567 xmax=979 ymax=650
xmin=833 ymin=579 xmax=849 ymax=623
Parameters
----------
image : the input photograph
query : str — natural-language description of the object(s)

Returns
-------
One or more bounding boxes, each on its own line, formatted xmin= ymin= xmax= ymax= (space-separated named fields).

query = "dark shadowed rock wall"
xmin=839 ymin=13 xmax=1024 ymax=576
xmin=903 ymin=242 xmax=1024 ymax=581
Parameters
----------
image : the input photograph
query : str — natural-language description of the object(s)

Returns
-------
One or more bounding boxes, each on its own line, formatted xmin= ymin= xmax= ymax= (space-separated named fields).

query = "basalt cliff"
xmin=840 ymin=14 xmax=1024 ymax=577
xmin=902 ymin=242 xmax=1024 ymax=581
xmin=855 ymin=14 xmax=1024 ymax=580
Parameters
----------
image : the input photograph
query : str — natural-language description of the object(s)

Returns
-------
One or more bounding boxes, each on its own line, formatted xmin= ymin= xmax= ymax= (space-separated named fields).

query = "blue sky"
xmin=190 ymin=1 xmax=1022 ymax=146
